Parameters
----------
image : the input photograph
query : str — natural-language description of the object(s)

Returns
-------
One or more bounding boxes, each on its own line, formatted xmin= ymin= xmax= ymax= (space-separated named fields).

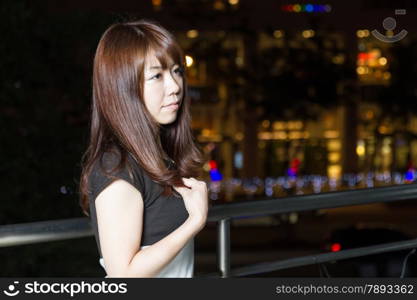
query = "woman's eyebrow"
xmin=148 ymin=63 xmax=177 ymax=70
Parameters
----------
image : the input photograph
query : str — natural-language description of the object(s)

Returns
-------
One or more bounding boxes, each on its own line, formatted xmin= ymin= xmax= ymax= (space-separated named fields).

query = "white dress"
xmin=99 ymin=238 xmax=194 ymax=278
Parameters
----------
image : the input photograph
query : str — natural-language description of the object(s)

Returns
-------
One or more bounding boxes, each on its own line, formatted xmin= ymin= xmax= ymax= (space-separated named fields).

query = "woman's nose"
xmin=165 ymin=72 xmax=181 ymax=95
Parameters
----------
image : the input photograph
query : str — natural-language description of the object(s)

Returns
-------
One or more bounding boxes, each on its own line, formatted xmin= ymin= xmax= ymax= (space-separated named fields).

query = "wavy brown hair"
xmin=79 ymin=20 xmax=203 ymax=216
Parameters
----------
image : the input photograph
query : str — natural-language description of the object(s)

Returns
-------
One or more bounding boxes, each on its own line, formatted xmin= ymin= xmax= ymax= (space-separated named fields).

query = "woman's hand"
xmin=173 ymin=177 xmax=208 ymax=231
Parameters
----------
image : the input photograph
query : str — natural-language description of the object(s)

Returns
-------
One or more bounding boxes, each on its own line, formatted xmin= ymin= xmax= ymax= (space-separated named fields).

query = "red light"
xmin=330 ymin=243 xmax=342 ymax=252
xmin=281 ymin=5 xmax=293 ymax=12
xmin=357 ymin=52 xmax=369 ymax=61
xmin=209 ymin=160 xmax=217 ymax=170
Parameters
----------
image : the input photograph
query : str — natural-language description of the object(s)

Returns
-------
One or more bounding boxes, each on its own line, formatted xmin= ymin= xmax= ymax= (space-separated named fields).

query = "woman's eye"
xmin=150 ymin=73 xmax=162 ymax=80
xmin=174 ymin=67 xmax=184 ymax=75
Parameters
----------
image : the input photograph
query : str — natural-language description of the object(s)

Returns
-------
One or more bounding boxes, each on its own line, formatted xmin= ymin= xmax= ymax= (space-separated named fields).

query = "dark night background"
xmin=1 ymin=0 xmax=417 ymax=277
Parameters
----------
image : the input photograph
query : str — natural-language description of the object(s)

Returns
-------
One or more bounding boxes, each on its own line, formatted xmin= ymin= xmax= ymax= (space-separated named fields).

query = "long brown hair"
xmin=79 ymin=20 xmax=203 ymax=216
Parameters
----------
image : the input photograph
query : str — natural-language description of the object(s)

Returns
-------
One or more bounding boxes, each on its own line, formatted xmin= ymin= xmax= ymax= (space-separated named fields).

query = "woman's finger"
xmin=181 ymin=177 xmax=195 ymax=186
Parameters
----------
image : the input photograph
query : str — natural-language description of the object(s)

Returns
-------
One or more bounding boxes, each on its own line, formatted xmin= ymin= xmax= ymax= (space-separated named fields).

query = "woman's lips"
xmin=163 ymin=102 xmax=179 ymax=110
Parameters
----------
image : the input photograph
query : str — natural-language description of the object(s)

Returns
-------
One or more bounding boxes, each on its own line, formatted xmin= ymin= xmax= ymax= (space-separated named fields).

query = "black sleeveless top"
xmin=87 ymin=151 xmax=189 ymax=258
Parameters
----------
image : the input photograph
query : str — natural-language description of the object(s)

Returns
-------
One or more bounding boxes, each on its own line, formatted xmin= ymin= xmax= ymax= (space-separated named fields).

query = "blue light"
xmin=210 ymin=169 xmax=223 ymax=181
xmin=316 ymin=5 xmax=326 ymax=12
xmin=405 ymin=170 xmax=415 ymax=181
xmin=305 ymin=4 xmax=313 ymax=12
xmin=234 ymin=151 xmax=243 ymax=169
xmin=287 ymin=167 xmax=297 ymax=177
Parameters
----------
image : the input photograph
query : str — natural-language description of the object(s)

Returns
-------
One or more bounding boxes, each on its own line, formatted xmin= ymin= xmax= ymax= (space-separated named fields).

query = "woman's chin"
xmin=158 ymin=116 xmax=177 ymax=125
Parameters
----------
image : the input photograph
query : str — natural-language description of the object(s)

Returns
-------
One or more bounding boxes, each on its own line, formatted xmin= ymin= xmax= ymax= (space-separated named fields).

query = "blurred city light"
xmin=331 ymin=243 xmax=342 ymax=252
xmin=185 ymin=55 xmax=194 ymax=67
xmin=213 ymin=0 xmax=225 ymax=10
xmin=151 ymin=0 xmax=162 ymax=9
xmin=186 ymin=29 xmax=199 ymax=39
xmin=281 ymin=3 xmax=331 ymax=13
xmin=302 ymin=29 xmax=315 ymax=38
xmin=356 ymin=140 xmax=365 ymax=156
xmin=356 ymin=29 xmax=370 ymax=38
xmin=378 ymin=57 xmax=387 ymax=66
xmin=273 ymin=30 xmax=284 ymax=39
xmin=208 ymin=160 xmax=223 ymax=181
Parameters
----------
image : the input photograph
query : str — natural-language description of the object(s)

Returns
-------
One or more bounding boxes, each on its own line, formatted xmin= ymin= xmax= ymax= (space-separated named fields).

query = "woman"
xmin=79 ymin=20 xmax=208 ymax=278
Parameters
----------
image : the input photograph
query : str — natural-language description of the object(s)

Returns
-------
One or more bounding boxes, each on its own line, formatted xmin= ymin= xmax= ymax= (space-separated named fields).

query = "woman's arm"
xmin=95 ymin=179 xmax=206 ymax=278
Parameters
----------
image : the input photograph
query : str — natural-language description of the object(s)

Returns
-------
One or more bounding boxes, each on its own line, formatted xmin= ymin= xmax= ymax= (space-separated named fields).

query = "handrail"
xmin=3 ymin=184 xmax=416 ymax=248
xmin=1 ymin=183 xmax=417 ymax=277
xmin=0 ymin=218 xmax=91 ymax=248
xmin=207 ymin=183 xmax=417 ymax=221
xmin=201 ymin=238 xmax=417 ymax=278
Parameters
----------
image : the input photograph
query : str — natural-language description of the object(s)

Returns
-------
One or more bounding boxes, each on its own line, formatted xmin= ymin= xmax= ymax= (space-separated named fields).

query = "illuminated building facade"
xmin=151 ymin=0 xmax=417 ymax=183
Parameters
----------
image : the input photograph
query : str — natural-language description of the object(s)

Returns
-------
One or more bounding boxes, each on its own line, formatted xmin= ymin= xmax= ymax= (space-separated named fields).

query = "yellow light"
xmin=356 ymin=66 xmax=365 ymax=75
xmin=235 ymin=132 xmax=244 ymax=141
xmin=294 ymin=121 xmax=303 ymax=130
xmin=368 ymin=58 xmax=377 ymax=67
xmin=378 ymin=125 xmax=391 ymax=134
xmin=383 ymin=71 xmax=391 ymax=80
xmin=203 ymin=162 xmax=211 ymax=172
xmin=327 ymin=140 xmax=341 ymax=151
xmin=186 ymin=29 xmax=199 ymax=39
xmin=273 ymin=121 xmax=286 ymax=130
xmin=332 ymin=54 xmax=345 ymax=64
xmin=370 ymin=48 xmax=381 ymax=57
xmin=235 ymin=56 xmax=244 ymax=66
xmin=202 ymin=129 xmax=211 ymax=136
xmin=324 ymin=130 xmax=339 ymax=139
xmin=293 ymin=4 xmax=301 ymax=12
xmin=382 ymin=145 xmax=391 ymax=154
xmin=328 ymin=152 xmax=340 ymax=163
xmin=273 ymin=131 xmax=287 ymax=140
xmin=262 ymin=120 xmax=270 ymax=128
xmin=356 ymin=29 xmax=370 ymax=38
xmin=302 ymin=30 xmax=315 ymax=38
xmin=386 ymin=30 xmax=394 ymax=37
xmin=365 ymin=110 xmax=374 ymax=119
xmin=379 ymin=57 xmax=387 ymax=66
xmin=185 ymin=55 xmax=194 ymax=67
xmin=289 ymin=131 xmax=303 ymax=139
xmin=356 ymin=144 xmax=365 ymax=156
xmin=258 ymin=132 xmax=272 ymax=140
xmin=273 ymin=30 xmax=284 ymax=38
xmin=228 ymin=0 xmax=239 ymax=5
xmin=328 ymin=165 xmax=342 ymax=179
xmin=213 ymin=0 xmax=225 ymax=10
xmin=287 ymin=121 xmax=303 ymax=130
xmin=152 ymin=0 xmax=162 ymax=7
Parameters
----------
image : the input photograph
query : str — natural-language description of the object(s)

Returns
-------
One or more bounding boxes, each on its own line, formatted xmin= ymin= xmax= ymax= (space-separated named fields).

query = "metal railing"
xmin=1 ymin=183 xmax=417 ymax=277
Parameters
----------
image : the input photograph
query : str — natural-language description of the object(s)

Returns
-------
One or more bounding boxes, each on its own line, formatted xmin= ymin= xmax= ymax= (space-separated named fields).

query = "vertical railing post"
xmin=217 ymin=218 xmax=231 ymax=278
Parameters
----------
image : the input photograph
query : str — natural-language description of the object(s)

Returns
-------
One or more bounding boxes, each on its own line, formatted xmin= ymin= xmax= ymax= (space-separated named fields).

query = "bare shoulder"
xmin=95 ymin=179 xmax=143 ymax=207
xmin=95 ymin=179 xmax=144 ymax=276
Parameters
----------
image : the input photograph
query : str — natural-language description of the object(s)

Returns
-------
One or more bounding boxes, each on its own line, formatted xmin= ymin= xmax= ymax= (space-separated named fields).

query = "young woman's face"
xmin=143 ymin=54 xmax=184 ymax=125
